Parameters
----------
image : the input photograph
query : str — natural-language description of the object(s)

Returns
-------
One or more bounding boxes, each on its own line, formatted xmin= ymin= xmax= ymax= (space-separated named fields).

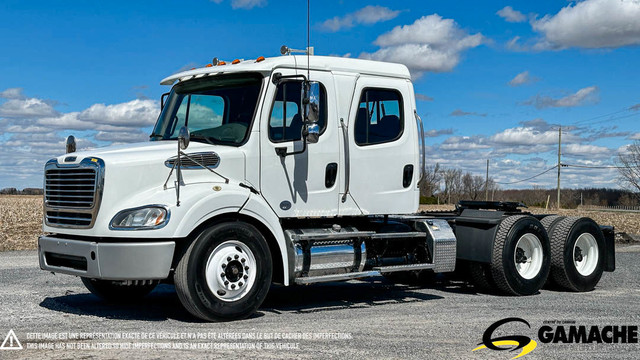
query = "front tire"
xmin=490 ymin=215 xmax=551 ymax=296
xmin=174 ymin=221 xmax=272 ymax=321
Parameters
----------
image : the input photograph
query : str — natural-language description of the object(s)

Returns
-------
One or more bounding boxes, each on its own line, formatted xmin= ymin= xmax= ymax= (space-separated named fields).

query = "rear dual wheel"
xmin=471 ymin=215 xmax=550 ymax=295
xmin=548 ymin=217 xmax=605 ymax=292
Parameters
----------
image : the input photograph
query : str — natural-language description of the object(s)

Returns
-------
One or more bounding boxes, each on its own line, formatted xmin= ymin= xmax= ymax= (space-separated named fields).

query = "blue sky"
xmin=1 ymin=0 xmax=639 ymax=190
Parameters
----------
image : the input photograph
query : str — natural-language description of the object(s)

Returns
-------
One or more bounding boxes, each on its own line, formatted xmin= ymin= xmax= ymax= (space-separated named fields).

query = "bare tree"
xmin=462 ymin=172 xmax=485 ymax=200
xmin=443 ymin=168 xmax=463 ymax=204
xmin=420 ymin=163 xmax=441 ymax=197
xmin=617 ymin=140 xmax=640 ymax=200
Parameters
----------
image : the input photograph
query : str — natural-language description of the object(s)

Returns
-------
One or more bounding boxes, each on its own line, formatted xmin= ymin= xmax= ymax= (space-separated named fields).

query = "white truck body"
xmin=38 ymin=53 xmax=615 ymax=321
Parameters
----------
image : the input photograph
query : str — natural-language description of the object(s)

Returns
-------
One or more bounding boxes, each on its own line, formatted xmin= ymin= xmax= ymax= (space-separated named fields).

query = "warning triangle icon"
xmin=0 ymin=329 xmax=23 ymax=350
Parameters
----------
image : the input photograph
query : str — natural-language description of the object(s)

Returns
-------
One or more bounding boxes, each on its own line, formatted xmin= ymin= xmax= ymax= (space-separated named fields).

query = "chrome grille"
xmin=45 ymin=168 xmax=96 ymax=208
xmin=44 ymin=158 xmax=104 ymax=229
xmin=165 ymin=152 xmax=220 ymax=169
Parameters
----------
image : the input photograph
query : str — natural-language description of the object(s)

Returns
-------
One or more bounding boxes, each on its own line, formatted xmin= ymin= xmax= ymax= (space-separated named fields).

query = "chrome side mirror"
xmin=178 ymin=126 xmax=190 ymax=150
xmin=304 ymin=81 xmax=321 ymax=144
xmin=66 ymin=135 xmax=76 ymax=154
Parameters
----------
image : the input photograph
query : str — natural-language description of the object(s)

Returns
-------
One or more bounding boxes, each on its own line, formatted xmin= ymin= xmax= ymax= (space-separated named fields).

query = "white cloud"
xmin=630 ymin=133 xmax=640 ymax=140
xmin=523 ymin=86 xmax=599 ymax=109
xmin=231 ymin=0 xmax=266 ymax=10
xmin=320 ymin=6 xmax=400 ymax=32
xmin=94 ymin=130 xmax=149 ymax=143
xmin=359 ymin=14 xmax=484 ymax=76
xmin=564 ymin=143 xmax=610 ymax=156
xmin=0 ymin=98 xmax=58 ymax=118
xmin=37 ymin=99 xmax=159 ymax=130
xmin=497 ymin=6 xmax=526 ymax=23
xmin=532 ymin=0 xmax=640 ymax=49
xmin=0 ymin=88 xmax=26 ymax=100
xmin=491 ymin=127 xmax=561 ymax=146
xmin=508 ymin=70 xmax=537 ymax=86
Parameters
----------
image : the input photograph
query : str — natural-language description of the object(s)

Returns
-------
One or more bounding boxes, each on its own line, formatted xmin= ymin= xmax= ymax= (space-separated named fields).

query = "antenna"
xmin=307 ymin=0 xmax=310 ymax=81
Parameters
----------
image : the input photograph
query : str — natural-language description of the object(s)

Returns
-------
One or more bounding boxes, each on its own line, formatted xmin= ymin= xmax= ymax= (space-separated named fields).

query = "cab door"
xmin=259 ymin=69 xmax=341 ymax=217
xmin=343 ymin=76 xmax=419 ymax=215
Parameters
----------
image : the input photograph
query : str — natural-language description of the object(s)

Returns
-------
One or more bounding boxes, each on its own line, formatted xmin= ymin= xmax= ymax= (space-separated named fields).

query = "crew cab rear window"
xmin=354 ymin=88 xmax=403 ymax=146
xmin=269 ymin=81 xmax=327 ymax=142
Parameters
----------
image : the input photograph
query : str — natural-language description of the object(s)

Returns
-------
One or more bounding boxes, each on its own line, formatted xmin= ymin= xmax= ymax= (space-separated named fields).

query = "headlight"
xmin=109 ymin=206 xmax=169 ymax=230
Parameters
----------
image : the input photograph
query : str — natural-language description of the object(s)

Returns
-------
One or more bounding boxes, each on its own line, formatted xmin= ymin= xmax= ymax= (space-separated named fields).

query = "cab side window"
xmin=269 ymin=81 xmax=327 ymax=142
xmin=354 ymin=88 xmax=403 ymax=146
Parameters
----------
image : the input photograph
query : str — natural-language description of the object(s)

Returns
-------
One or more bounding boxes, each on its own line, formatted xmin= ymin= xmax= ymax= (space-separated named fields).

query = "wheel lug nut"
xmin=224 ymin=280 xmax=229 ymax=285
xmin=227 ymin=257 xmax=232 ymax=262
xmin=241 ymin=258 xmax=246 ymax=263
xmin=221 ymin=273 xmax=225 ymax=278
xmin=221 ymin=264 xmax=226 ymax=269
xmin=244 ymin=266 xmax=249 ymax=271
xmin=238 ymin=282 xmax=243 ymax=287
xmin=243 ymin=275 xmax=248 ymax=280
xmin=231 ymin=284 xmax=236 ymax=289
xmin=234 ymin=255 xmax=239 ymax=260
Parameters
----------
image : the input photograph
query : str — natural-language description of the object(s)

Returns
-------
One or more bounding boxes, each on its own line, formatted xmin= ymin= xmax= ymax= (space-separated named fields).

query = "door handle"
xmin=325 ymin=163 xmax=338 ymax=188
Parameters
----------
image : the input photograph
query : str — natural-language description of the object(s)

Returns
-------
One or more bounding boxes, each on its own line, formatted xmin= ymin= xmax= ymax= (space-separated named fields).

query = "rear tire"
xmin=540 ymin=215 xmax=565 ymax=287
xmin=490 ymin=215 xmax=550 ymax=296
xmin=549 ymin=217 xmax=605 ymax=292
xmin=174 ymin=221 xmax=272 ymax=321
xmin=469 ymin=262 xmax=496 ymax=293
xmin=81 ymin=278 xmax=157 ymax=302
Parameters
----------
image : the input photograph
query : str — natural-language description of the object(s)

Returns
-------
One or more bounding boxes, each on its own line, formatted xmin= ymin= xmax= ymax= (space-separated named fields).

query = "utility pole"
xmin=557 ymin=126 xmax=561 ymax=209
xmin=485 ymin=159 xmax=489 ymax=201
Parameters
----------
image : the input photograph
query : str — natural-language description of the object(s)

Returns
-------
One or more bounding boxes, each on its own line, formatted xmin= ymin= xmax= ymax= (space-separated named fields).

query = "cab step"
xmin=294 ymin=271 xmax=380 ymax=284
xmin=373 ymin=263 xmax=435 ymax=273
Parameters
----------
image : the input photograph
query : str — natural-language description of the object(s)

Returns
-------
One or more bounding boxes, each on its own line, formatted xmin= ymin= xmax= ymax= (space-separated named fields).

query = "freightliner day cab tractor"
xmin=38 ymin=48 xmax=615 ymax=321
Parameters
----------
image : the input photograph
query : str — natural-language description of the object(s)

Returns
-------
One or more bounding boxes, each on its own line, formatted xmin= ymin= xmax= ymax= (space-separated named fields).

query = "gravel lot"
xmin=1 ymin=246 xmax=639 ymax=359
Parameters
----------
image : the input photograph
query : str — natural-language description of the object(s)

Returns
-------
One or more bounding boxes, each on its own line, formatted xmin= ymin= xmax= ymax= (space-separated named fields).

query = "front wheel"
xmin=174 ymin=221 xmax=272 ymax=321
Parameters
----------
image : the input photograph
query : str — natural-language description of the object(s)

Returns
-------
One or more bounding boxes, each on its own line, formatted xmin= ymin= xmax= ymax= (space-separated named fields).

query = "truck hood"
xmin=55 ymin=140 xmax=240 ymax=165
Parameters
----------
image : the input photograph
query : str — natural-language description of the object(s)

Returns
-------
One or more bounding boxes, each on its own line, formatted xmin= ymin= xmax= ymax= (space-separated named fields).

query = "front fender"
xmin=239 ymin=194 xmax=290 ymax=286
xmin=173 ymin=184 xmax=251 ymax=237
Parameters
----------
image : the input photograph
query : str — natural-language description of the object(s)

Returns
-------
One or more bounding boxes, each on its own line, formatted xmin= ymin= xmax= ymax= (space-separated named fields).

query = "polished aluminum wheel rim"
xmin=205 ymin=240 xmax=257 ymax=302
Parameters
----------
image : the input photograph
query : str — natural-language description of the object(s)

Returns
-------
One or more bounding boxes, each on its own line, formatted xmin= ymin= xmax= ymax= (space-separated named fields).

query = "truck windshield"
xmin=151 ymin=73 xmax=263 ymax=146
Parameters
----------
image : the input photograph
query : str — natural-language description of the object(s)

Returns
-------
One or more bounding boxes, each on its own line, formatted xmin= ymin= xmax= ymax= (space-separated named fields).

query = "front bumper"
xmin=38 ymin=236 xmax=175 ymax=280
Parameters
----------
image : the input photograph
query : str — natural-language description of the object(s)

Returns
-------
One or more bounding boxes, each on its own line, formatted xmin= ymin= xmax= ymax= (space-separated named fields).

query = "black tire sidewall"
xmin=501 ymin=218 xmax=551 ymax=295
xmin=562 ymin=219 xmax=605 ymax=291
xmin=185 ymin=222 xmax=272 ymax=320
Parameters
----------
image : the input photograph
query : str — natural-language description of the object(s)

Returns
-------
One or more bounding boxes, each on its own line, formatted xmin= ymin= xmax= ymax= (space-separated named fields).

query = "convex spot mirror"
xmin=178 ymin=126 xmax=190 ymax=150
xmin=303 ymin=81 xmax=321 ymax=144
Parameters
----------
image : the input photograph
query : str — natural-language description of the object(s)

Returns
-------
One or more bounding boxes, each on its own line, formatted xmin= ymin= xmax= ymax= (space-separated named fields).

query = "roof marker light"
xmin=218 ymin=61 xmax=226 ymax=66
xmin=256 ymin=56 xmax=265 ymax=62
xmin=232 ymin=59 xmax=240 ymax=64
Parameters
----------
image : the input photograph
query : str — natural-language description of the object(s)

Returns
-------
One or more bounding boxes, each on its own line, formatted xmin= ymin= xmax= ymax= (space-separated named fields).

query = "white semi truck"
xmin=38 ymin=51 xmax=615 ymax=321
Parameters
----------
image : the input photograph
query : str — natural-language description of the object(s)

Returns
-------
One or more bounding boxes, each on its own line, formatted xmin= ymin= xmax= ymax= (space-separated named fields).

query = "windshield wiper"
xmin=149 ymin=133 xmax=164 ymax=139
xmin=189 ymin=134 xmax=216 ymax=145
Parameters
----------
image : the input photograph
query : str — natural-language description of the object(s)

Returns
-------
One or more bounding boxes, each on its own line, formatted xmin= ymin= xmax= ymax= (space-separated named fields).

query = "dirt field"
xmin=0 ymin=195 xmax=43 ymax=251
xmin=0 ymin=196 xmax=638 ymax=252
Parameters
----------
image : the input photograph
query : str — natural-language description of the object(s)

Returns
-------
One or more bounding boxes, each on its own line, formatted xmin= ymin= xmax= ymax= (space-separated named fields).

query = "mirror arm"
xmin=275 ymin=134 xmax=308 ymax=158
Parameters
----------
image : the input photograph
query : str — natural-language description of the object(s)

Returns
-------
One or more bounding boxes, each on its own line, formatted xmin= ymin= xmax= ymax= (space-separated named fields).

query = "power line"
xmin=563 ymin=163 xmax=626 ymax=169
xmin=495 ymin=165 xmax=558 ymax=185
